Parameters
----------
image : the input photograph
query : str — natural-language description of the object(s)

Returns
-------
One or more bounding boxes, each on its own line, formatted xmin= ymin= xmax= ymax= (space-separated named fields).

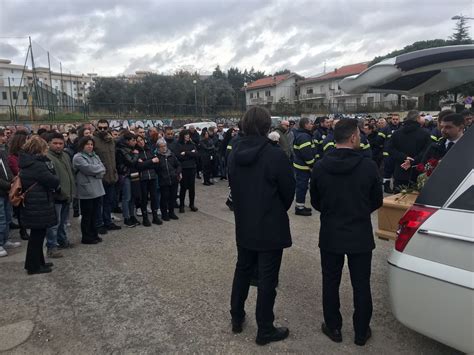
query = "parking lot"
xmin=0 ymin=182 xmax=460 ymax=354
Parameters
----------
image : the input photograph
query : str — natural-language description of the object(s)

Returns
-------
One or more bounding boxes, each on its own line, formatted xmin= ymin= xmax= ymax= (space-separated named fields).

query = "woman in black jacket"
xmin=156 ymin=139 xmax=181 ymax=221
xmin=136 ymin=135 xmax=162 ymax=226
xmin=199 ymin=130 xmax=216 ymax=186
xmin=19 ymin=136 xmax=60 ymax=275
xmin=176 ymin=130 xmax=198 ymax=213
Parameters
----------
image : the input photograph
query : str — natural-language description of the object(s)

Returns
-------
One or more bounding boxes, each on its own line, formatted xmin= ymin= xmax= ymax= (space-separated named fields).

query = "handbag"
xmin=9 ymin=175 xmax=37 ymax=207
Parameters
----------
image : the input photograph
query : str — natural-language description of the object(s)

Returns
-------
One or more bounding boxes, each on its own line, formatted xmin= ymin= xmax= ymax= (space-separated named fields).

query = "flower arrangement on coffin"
xmin=376 ymin=158 xmax=440 ymax=241
xmin=396 ymin=158 xmax=440 ymax=197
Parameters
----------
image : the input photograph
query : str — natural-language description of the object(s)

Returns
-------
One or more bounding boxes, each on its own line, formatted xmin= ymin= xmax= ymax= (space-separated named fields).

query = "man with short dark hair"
xmin=460 ymin=109 xmax=473 ymax=129
xmin=292 ymin=117 xmax=314 ymax=216
xmin=93 ymin=119 xmax=121 ymax=233
xmin=46 ymin=132 xmax=76 ymax=257
xmin=422 ymin=113 xmax=465 ymax=162
xmin=310 ymin=119 xmax=383 ymax=347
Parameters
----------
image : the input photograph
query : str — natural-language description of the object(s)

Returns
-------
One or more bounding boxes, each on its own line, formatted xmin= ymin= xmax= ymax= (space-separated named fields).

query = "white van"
xmin=183 ymin=122 xmax=217 ymax=131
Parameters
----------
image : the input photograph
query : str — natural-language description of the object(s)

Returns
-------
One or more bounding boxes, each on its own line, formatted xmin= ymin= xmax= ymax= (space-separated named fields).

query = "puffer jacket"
xmin=19 ymin=153 xmax=60 ymax=229
xmin=72 ymin=152 xmax=106 ymax=200
xmin=156 ymin=151 xmax=181 ymax=186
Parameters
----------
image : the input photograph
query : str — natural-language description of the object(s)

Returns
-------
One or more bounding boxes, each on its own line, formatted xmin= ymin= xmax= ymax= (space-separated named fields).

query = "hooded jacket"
xmin=228 ymin=136 xmax=295 ymax=251
xmin=388 ymin=120 xmax=432 ymax=182
xmin=19 ymin=153 xmax=60 ymax=229
xmin=310 ymin=148 xmax=383 ymax=254
xmin=93 ymin=131 xmax=118 ymax=184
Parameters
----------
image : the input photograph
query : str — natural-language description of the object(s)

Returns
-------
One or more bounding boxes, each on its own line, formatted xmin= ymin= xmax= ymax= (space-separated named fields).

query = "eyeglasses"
xmin=97 ymin=127 xmax=108 ymax=131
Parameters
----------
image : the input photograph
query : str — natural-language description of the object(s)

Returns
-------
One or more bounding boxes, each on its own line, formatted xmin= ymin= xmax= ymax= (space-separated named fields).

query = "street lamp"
xmin=193 ymin=79 xmax=197 ymax=117
xmin=243 ymin=82 xmax=248 ymax=110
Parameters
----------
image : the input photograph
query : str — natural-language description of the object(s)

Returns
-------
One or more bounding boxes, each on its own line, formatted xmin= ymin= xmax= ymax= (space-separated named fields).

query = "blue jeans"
xmin=96 ymin=183 xmax=115 ymax=227
xmin=0 ymin=197 xmax=12 ymax=247
xmin=122 ymin=177 xmax=134 ymax=219
xmin=295 ymin=169 xmax=311 ymax=204
xmin=46 ymin=202 xmax=70 ymax=249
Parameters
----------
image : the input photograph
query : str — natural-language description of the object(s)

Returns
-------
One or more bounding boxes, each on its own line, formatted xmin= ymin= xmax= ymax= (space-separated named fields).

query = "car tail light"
xmin=395 ymin=205 xmax=437 ymax=252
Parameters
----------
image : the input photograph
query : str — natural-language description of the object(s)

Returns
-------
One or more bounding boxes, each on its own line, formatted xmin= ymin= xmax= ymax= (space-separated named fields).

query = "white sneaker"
xmin=111 ymin=214 xmax=122 ymax=222
xmin=0 ymin=246 xmax=7 ymax=257
xmin=4 ymin=241 xmax=21 ymax=249
xmin=136 ymin=209 xmax=142 ymax=217
xmin=147 ymin=207 xmax=152 ymax=213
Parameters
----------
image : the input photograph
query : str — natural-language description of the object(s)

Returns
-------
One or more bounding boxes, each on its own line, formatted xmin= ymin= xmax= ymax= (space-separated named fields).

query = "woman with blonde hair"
xmin=19 ymin=135 xmax=60 ymax=275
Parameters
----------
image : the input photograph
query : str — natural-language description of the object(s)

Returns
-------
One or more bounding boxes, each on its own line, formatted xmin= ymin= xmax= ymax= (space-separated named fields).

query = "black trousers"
xmin=202 ymin=156 xmax=213 ymax=183
xmin=230 ymin=247 xmax=283 ymax=331
xmin=80 ymin=198 xmax=100 ymax=242
xmin=140 ymin=179 xmax=158 ymax=212
xmin=24 ymin=228 xmax=46 ymax=272
xmin=320 ymin=250 xmax=372 ymax=338
xmin=179 ymin=168 xmax=196 ymax=207
xmin=160 ymin=183 xmax=178 ymax=217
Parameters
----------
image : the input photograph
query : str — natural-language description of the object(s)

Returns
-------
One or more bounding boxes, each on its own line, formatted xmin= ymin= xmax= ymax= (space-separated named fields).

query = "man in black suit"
xmin=387 ymin=110 xmax=432 ymax=191
xmin=310 ymin=119 xmax=383 ymax=346
xmin=423 ymin=113 xmax=465 ymax=163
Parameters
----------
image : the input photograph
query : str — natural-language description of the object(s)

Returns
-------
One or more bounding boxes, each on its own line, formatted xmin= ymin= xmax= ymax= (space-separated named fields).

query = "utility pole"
xmin=29 ymin=37 xmax=38 ymax=119
xmin=47 ymin=51 xmax=55 ymax=120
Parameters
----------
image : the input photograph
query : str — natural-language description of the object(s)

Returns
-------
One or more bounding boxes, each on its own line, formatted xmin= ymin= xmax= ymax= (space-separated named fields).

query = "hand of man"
xmin=152 ymin=157 xmax=159 ymax=163
xmin=132 ymin=150 xmax=139 ymax=154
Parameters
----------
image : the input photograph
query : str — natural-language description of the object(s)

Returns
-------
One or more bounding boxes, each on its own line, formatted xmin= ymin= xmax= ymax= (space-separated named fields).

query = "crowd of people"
xmin=0 ymin=120 xmax=241 ymax=275
xmin=267 ymin=109 xmax=472 ymax=216
xmin=0 ymin=106 xmax=470 ymax=346
xmin=228 ymin=106 xmax=470 ymax=346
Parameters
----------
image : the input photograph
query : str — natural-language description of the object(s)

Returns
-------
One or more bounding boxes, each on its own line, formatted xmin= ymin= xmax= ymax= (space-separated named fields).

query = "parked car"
xmin=341 ymin=44 xmax=474 ymax=353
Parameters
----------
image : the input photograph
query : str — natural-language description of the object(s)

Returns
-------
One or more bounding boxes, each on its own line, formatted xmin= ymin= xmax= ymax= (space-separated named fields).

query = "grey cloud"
xmin=0 ymin=43 xmax=20 ymax=59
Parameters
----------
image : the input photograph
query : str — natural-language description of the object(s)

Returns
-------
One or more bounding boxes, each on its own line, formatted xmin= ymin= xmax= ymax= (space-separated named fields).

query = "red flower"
xmin=427 ymin=158 xmax=438 ymax=167
xmin=426 ymin=169 xmax=433 ymax=177
xmin=416 ymin=163 xmax=425 ymax=172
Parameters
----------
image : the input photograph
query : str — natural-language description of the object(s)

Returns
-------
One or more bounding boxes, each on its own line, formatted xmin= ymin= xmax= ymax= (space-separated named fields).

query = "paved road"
xmin=0 ymin=181 xmax=460 ymax=354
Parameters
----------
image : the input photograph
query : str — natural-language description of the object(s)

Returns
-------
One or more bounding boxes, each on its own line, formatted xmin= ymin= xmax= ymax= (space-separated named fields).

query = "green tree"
xmin=450 ymin=16 xmax=472 ymax=44
xmin=273 ymin=69 xmax=291 ymax=76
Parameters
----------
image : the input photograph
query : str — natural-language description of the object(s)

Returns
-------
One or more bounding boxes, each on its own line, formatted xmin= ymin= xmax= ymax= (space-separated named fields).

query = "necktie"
xmin=446 ymin=141 xmax=454 ymax=152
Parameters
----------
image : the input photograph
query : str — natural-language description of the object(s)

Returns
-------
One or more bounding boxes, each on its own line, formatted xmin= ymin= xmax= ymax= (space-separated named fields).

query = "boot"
xmin=179 ymin=205 xmax=185 ymax=213
xmin=169 ymin=210 xmax=179 ymax=220
xmin=189 ymin=205 xmax=198 ymax=212
xmin=161 ymin=211 xmax=170 ymax=221
xmin=20 ymin=227 xmax=29 ymax=240
xmin=383 ymin=180 xmax=393 ymax=194
xmin=142 ymin=210 xmax=151 ymax=227
xmin=295 ymin=207 xmax=312 ymax=216
xmin=152 ymin=211 xmax=163 ymax=225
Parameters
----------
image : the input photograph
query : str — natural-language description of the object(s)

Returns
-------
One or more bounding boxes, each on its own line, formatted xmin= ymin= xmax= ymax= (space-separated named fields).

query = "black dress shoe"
xmin=82 ymin=239 xmax=99 ymax=245
xmin=189 ymin=205 xmax=198 ymax=212
xmin=169 ymin=213 xmax=179 ymax=220
xmin=95 ymin=237 xmax=103 ymax=243
xmin=256 ymin=327 xmax=289 ymax=346
xmin=98 ymin=226 xmax=108 ymax=235
xmin=44 ymin=262 xmax=54 ymax=267
xmin=232 ymin=317 xmax=245 ymax=333
xmin=354 ymin=327 xmax=372 ymax=346
xmin=162 ymin=215 xmax=170 ymax=221
xmin=27 ymin=266 xmax=52 ymax=275
xmin=295 ymin=208 xmax=312 ymax=216
xmin=179 ymin=206 xmax=185 ymax=213
xmin=321 ymin=323 xmax=342 ymax=343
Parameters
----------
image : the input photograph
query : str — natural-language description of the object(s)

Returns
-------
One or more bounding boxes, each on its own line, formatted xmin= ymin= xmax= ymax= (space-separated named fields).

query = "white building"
xmin=244 ymin=73 xmax=300 ymax=108
xmin=298 ymin=62 xmax=411 ymax=113
xmin=0 ymin=59 xmax=96 ymax=106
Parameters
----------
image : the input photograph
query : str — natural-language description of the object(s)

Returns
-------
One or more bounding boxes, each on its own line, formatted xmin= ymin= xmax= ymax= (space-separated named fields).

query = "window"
xmin=265 ymin=90 xmax=271 ymax=97
xmin=257 ymin=92 xmax=260 ymax=98
xmin=12 ymin=91 xmax=17 ymax=100
xmin=250 ymin=93 xmax=254 ymax=99
xmin=320 ymin=85 xmax=324 ymax=93
xmin=356 ymin=98 xmax=361 ymax=106
xmin=2 ymin=92 xmax=6 ymax=100
xmin=11 ymin=78 xmax=15 ymax=82
xmin=306 ymin=88 xmax=313 ymax=94
xmin=23 ymin=92 xmax=27 ymax=100
xmin=367 ymin=97 xmax=374 ymax=107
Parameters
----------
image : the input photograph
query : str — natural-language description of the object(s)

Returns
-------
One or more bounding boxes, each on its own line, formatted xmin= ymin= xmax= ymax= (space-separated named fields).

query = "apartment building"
xmin=244 ymin=73 xmax=300 ymax=108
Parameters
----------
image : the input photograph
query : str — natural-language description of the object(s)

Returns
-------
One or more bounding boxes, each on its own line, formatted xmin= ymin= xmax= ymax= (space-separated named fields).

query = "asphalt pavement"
xmin=0 ymin=180 xmax=461 ymax=354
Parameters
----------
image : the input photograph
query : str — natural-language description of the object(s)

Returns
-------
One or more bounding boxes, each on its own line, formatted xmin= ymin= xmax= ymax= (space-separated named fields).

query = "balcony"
xmin=265 ymin=96 xmax=274 ymax=104
xmin=250 ymin=98 xmax=265 ymax=105
xmin=299 ymin=92 xmax=326 ymax=101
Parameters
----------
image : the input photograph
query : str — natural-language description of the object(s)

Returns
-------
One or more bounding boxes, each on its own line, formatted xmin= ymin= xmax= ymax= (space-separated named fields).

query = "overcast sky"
xmin=1 ymin=0 xmax=473 ymax=78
